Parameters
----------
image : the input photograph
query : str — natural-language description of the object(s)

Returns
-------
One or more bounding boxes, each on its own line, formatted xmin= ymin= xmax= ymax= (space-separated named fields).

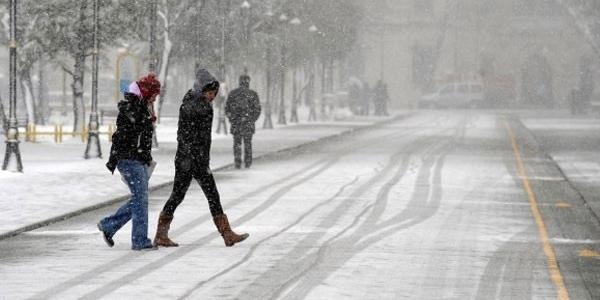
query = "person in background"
xmin=97 ymin=73 xmax=161 ymax=251
xmin=153 ymin=68 xmax=249 ymax=248
xmin=382 ymin=83 xmax=390 ymax=116
xmin=225 ymin=75 xmax=261 ymax=169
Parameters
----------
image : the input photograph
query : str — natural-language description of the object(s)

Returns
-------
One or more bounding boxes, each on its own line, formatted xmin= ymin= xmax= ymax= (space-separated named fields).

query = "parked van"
xmin=418 ymin=81 xmax=484 ymax=109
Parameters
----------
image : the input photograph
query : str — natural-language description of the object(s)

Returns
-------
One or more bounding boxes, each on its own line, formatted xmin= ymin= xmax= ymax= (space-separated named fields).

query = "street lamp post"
xmin=289 ymin=17 xmax=301 ymax=123
xmin=84 ymin=0 xmax=101 ymax=159
xmin=2 ymin=0 xmax=23 ymax=172
xmin=277 ymin=13 xmax=288 ymax=125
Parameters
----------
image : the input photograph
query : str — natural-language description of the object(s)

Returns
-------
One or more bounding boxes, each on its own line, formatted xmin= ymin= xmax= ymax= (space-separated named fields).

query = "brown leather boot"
xmin=153 ymin=212 xmax=179 ymax=247
xmin=213 ymin=214 xmax=249 ymax=247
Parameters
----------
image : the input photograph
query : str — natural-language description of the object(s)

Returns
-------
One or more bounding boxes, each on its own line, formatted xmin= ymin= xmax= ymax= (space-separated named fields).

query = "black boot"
xmin=97 ymin=222 xmax=114 ymax=247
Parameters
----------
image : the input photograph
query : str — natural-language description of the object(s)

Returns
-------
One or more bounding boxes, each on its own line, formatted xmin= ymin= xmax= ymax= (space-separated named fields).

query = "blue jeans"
xmin=99 ymin=159 xmax=152 ymax=249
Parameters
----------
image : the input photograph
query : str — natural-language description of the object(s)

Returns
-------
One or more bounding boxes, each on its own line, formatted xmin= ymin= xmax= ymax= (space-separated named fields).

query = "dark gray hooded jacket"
xmin=175 ymin=69 xmax=219 ymax=166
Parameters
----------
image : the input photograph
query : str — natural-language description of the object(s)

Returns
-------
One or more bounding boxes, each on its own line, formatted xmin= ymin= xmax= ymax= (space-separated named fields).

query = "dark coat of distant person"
xmin=225 ymin=79 xmax=261 ymax=136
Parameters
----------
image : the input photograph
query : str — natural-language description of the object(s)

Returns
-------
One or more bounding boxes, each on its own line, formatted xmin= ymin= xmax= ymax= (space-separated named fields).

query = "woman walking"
xmin=153 ymin=68 xmax=248 ymax=248
xmin=97 ymin=73 xmax=161 ymax=251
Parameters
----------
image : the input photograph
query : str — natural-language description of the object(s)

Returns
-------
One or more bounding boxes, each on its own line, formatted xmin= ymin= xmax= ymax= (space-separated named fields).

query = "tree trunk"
xmin=0 ymin=97 xmax=7 ymax=133
xmin=36 ymin=59 xmax=47 ymax=125
xmin=72 ymin=0 xmax=88 ymax=133
xmin=18 ymin=70 xmax=36 ymax=125
xmin=71 ymin=54 xmax=86 ymax=133
xmin=157 ymin=51 xmax=171 ymax=121
xmin=157 ymin=3 xmax=173 ymax=121
xmin=321 ymin=61 xmax=326 ymax=94
xmin=328 ymin=58 xmax=334 ymax=92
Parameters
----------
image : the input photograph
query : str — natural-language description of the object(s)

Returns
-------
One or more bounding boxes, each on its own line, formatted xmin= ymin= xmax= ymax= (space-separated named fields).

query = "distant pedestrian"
xmin=382 ymin=83 xmax=390 ymax=116
xmin=348 ymin=80 xmax=361 ymax=115
xmin=97 ymin=73 xmax=161 ymax=251
xmin=569 ymin=88 xmax=580 ymax=115
xmin=361 ymin=82 xmax=371 ymax=116
xmin=225 ymin=75 xmax=261 ymax=169
xmin=373 ymin=80 xmax=390 ymax=116
xmin=153 ymin=68 xmax=249 ymax=248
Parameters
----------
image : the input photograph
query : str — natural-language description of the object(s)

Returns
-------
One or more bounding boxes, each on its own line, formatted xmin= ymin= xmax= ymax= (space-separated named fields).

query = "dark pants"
xmin=233 ymin=133 xmax=253 ymax=168
xmin=162 ymin=160 xmax=224 ymax=217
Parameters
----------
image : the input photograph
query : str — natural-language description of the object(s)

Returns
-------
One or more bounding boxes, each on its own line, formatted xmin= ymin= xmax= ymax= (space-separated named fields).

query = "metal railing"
xmin=24 ymin=123 xmax=115 ymax=143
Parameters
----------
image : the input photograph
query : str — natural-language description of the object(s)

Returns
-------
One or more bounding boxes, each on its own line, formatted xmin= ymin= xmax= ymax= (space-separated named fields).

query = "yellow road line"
xmin=504 ymin=119 xmax=569 ymax=300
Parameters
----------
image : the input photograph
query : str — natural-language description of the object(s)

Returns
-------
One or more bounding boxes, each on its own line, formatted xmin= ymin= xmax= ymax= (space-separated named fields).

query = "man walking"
xmin=225 ymin=75 xmax=261 ymax=169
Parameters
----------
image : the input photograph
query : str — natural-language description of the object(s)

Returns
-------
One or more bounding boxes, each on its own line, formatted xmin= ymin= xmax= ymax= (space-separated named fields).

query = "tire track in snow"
xmin=72 ymin=115 xmax=445 ymax=299
xmin=232 ymin=126 xmax=456 ymax=300
xmin=30 ymin=115 xmax=439 ymax=299
xmin=176 ymin=176 xmax=362 ymax=300
xmin=266 ymin=116 xmax=467 ymax=300
xmin=29 ymin=157 xmax=332 ymax=300
xmin=174 ymin=116 xmax=454 ymax=299
xmin=274 ymin=140 xmax=452 ymax=300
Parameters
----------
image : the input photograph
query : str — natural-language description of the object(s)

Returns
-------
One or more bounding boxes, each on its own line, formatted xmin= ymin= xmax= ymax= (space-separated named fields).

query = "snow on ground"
xmin=0 ymin=108 xmax=396 ymax=237
xmin=521 ymin=115 xmax=600 ymax=183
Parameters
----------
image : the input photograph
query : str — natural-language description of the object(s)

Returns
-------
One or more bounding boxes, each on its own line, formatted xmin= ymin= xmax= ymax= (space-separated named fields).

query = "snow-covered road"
xmin=2 ymin=111 xmax=600 ymax=299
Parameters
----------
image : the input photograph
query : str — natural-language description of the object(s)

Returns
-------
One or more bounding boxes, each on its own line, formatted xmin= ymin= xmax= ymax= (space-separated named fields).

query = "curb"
xmin=510 ymin=115 xmax=600 ymax=227
xmin=0 ymin=114 xmax=408 ymax=241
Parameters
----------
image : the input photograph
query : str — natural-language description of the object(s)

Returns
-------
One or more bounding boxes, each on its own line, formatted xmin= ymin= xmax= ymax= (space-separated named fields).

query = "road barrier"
xmin=25 ymin=123 xmax=115 ymax=143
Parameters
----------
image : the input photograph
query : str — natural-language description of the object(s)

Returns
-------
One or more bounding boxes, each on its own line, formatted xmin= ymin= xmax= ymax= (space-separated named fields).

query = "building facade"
xmin=357 ymin=0 xmax=598 ymax=109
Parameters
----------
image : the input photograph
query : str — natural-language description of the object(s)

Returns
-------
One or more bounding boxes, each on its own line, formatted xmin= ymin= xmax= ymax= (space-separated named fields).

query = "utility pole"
xmin=84 ymin=0 xmax=102 ymax=159
xmin=2 ymin=0 xmax=23 ymax=172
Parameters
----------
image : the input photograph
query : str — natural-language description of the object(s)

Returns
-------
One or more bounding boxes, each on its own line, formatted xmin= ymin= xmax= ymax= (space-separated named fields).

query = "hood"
xmin=193 ymin=69 xmax=219 ymax=93
xmin=128 ymin=81 xmax=142 ymax=98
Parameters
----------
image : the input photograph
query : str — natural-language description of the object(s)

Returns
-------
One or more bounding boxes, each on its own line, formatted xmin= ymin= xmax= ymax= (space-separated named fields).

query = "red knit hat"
xmin=136 ymin=73 xmax=161 ymax=99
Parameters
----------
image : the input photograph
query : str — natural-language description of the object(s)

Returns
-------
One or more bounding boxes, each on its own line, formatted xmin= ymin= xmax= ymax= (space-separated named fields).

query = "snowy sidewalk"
xmin=517 ymin=111 xmax=600 ymax=223
xmin=0 ymin=113 xmax=401 ymax=238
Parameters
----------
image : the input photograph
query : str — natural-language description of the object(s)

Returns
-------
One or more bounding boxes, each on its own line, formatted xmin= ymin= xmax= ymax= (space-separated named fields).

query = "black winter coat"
xmin=175 ymin=89 xmax=214 ymax=166
xmin=106 ymin=92 xmax=154 ymax=173
xmin=225 ymin=87 xmax=261 ymax=135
